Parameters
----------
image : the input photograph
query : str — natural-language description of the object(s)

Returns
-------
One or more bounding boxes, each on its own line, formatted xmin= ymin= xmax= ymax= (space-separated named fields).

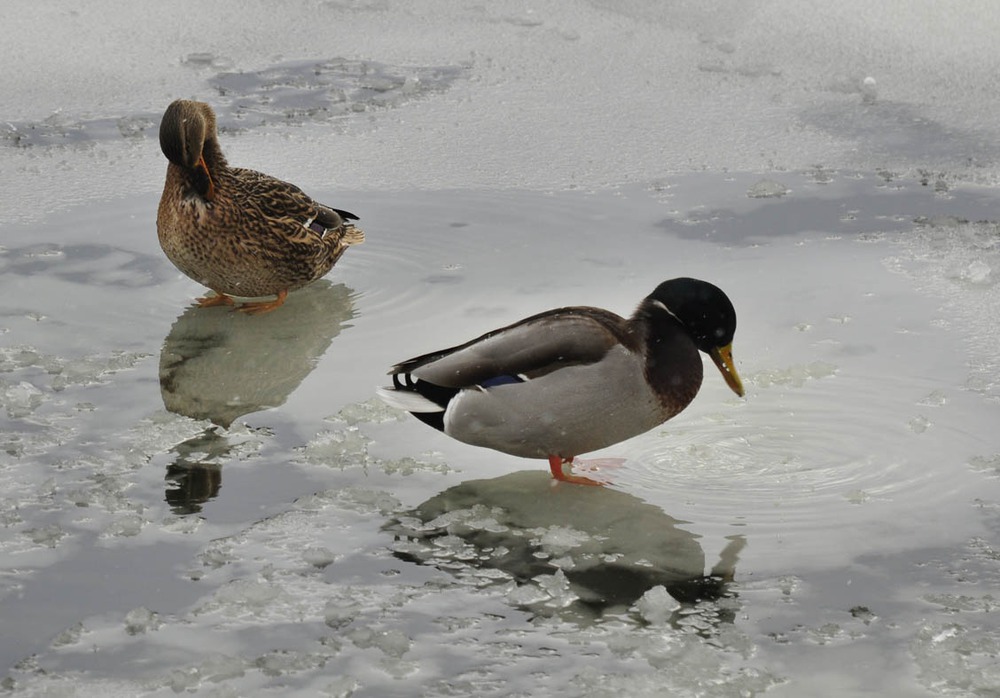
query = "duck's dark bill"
xmin=709 ymin=343 xmax=744 ymax=397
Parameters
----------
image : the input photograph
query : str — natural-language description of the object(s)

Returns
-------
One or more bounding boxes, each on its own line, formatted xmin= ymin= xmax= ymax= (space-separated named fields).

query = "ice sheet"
xmin=4 ymin=1 xmax=1000 ymax=223
xmin=3 ymin=2 xmax=1000 ymax=696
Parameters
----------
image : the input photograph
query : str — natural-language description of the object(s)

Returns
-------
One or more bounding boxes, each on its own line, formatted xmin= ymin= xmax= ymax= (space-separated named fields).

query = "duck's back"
xmin=157 ymin=165 xmax=356 ymax=298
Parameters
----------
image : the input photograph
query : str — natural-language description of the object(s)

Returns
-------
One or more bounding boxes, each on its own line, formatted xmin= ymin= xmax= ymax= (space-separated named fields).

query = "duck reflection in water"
xmin=158 ymin=281 xmax=356 ymax=511
xmin=163 ymin=428 xmax=226 ymax=515
xmin=385 ymin=471 xmax=745 ymax=626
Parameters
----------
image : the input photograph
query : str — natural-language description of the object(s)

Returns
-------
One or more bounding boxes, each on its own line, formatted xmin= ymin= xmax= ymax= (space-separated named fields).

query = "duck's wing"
xmin=229 ymin=168 xmax=359 ymax=234
xmin=391 ymin=307 xmax=634 ymax=389
xmin=317 ymin=205 xmax=359 ymax=223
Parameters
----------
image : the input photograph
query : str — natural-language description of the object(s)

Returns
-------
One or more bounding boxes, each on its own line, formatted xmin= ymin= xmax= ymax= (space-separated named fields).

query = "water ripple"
xmin=616 ymin=368 xmax=990 ymax=549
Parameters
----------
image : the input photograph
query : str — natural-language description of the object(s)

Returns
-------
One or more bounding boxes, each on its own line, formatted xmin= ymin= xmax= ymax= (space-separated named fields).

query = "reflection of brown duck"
xmin=156 ymin=99 xmax=364 ymax=314
xmin=163 ymin=428 xmax=227 ymax=515
xmin=386 ymin=471 xmax=745 ymax=622
xmin=159 ymin=281 xmax=355 ymax=427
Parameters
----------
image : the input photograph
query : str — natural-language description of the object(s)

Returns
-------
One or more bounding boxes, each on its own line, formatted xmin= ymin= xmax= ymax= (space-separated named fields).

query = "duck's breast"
xmin=443 ymin=345 xmax=667 ymax=459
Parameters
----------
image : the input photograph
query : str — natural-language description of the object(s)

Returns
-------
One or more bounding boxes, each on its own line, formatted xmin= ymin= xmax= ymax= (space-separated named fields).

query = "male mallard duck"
xmin=156 ymin=99 xmax=364 ymax=314
xmin=377 ymin=278 xmax=745 ymax=485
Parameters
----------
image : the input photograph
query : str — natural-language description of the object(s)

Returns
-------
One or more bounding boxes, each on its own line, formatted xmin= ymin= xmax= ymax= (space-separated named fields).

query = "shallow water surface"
xmin=1 ymin=174 xmax=999 ymax=696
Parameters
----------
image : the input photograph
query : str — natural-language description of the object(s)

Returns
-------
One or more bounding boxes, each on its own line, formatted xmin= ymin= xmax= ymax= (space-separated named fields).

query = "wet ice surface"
xmin=1 ymin=175 xmax=999 ymax=696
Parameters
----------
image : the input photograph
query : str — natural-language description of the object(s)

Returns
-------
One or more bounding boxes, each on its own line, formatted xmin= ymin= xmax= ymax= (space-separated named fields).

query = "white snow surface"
xmin=4 ymin=0 xmax=1000 ymax=221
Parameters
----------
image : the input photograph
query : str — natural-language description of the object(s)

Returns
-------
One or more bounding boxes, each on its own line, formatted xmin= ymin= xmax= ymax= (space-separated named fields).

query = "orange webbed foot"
xmin=195 ymin=292 xmax=236 ymax=308
xmin=547 ymin=455 xmax=609 ymax=487
xmin=236 ymin=289 xmax=289 ymax=315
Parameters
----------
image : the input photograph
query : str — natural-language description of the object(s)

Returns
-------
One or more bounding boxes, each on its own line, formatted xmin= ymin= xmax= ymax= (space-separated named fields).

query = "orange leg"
xmin=195 ymin=292 xmax=236 ymax=308
xmin=547 ymin=455 xmax=606 ymax=487
xmin=236 ymin=289 xmax=289 ymax=315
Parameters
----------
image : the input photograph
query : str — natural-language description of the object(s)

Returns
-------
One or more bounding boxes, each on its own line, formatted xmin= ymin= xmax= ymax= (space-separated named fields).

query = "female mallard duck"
xmin=156 ymin=99 xmax=364 ymax=314
xmin=377 ymin=278 xmax=745 ymax=485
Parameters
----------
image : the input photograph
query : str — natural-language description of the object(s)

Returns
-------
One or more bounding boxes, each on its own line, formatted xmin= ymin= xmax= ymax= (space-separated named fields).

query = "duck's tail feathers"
xmin=376 ymin=386 xmax=442 ymax=413
xmin=339 ymin=225 xmax=365 ymax=246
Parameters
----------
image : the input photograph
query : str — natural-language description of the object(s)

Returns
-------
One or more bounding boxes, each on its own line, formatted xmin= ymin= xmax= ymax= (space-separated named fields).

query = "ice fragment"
xmin=747 ymin=179 xmax=789 ymax=198
xmin=635 ymin=585 xmax=680 ymax=624
xmin=124 ymin=606 xmax=160 ymax=635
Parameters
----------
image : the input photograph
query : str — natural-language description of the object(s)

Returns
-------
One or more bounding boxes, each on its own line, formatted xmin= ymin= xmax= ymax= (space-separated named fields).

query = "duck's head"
xmin=646 ymin=277 xmax=745 ymax=397
xmin=159 ymin=99 xmax=219 ymax=201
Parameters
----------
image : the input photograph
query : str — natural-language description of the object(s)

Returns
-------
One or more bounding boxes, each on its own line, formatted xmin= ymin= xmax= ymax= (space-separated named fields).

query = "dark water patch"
xmin=1 ymin=57 xmax=469 ymax=148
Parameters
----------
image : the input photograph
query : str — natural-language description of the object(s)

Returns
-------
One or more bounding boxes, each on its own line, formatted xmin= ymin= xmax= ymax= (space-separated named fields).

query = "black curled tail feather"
xmin=333 ymin=207 xmax=360 ymax=221
xmin=391 ymin=373 xmax=459 ymax=432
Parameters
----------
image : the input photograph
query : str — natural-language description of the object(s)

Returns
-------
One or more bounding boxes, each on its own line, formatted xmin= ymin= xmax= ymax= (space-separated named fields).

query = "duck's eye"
xmin=714 ymin=327 xmax=725 ymax=338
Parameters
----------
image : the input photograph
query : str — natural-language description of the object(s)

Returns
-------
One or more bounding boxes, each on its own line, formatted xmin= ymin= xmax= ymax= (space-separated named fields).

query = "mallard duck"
xmin=377 ymin=278 xmax=745 ymax=485
xmin=156 ymin=99 xmax=364 ymax=314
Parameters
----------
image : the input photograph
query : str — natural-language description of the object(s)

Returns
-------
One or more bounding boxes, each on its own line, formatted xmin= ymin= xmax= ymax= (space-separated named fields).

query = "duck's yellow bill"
xmin=709 ymin=343 xmax=745 ymax=397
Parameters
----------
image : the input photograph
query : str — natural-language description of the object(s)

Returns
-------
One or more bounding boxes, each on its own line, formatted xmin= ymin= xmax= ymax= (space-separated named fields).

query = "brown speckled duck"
xmin=377 ymin=278 xmax=745 ymax=486
xmin=156 ymin=99 xmax=364 ymax=314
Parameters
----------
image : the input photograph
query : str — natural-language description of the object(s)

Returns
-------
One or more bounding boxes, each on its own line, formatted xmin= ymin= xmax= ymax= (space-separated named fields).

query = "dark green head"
xmin=647 ymin=277 xmax=736 ymax=351
xmin=645 ymin=277 xmax=744 ymax=396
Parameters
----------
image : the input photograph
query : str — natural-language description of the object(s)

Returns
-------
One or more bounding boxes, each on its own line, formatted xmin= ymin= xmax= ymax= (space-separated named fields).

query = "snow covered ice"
xmin=2 ymin=1 xmax=1000 ymax=696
